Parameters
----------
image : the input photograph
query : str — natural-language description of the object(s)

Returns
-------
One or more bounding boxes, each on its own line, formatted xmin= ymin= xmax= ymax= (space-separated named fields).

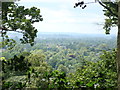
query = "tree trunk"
xmin=0 ymin=2 xmax=2 ymax=90
xmin=117 ymin=1 xmax=120 ymax=89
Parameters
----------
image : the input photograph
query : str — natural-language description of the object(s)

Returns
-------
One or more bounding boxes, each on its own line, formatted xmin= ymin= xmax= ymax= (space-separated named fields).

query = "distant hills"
xmin=7 ymin=32 xmax=116 ymax=39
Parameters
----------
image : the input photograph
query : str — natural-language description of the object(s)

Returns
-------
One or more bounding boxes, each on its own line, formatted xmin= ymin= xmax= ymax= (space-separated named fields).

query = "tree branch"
xmin=98 ymin=0 xmax=118 ymax=17
xmin=0 ymin=27 xmax=24 ymax=34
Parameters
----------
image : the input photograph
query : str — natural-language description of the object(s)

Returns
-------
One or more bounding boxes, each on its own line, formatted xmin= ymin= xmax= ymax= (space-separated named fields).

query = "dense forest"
xmin=1 ymin=33 xmax=117 ymax=89
xmin=1 ymin=0 xmax=119 ymax=89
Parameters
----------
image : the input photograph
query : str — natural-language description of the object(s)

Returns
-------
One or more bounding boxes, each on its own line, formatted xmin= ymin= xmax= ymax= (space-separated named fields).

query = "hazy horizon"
xmin=17 ymin=0 xmax=118 ymax=36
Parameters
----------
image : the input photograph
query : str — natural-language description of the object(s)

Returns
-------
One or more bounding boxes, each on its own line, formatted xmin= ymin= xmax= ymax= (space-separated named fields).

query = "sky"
xmin=16 ymin=0 xmax=117 ymax=35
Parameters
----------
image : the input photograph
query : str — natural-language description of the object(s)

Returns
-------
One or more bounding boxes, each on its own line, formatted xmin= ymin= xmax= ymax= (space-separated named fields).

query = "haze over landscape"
xmin=1 ymin=0 xmax=118 ymax=89
xmin=17 ymin=0 xmax=117 ymax=35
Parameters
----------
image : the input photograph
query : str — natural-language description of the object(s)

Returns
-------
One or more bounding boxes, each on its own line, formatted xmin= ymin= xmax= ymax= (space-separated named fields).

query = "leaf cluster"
xmin=1 ymin=2 xmax=43 ymax=48
xmin=102 ymin=2 xmax=118 ymax=34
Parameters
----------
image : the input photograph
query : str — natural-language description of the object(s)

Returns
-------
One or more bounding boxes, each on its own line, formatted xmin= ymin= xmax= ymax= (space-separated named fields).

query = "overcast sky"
xmin=17 ymin=0 xmax=117 ymax=35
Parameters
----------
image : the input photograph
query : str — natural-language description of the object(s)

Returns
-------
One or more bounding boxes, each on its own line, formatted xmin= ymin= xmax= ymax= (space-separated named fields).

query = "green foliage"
xmin=1 ymin=0 xmax=118 ymax=89
xmin=68 ymin=49 xmax=117 ymax=88
xmin=1 ymin=55 xmax=30 ymax=89
xmin=1 ymin=34 xmax=117 ymax=89
xmin=3 ymin=55 xmax=30 ymax=72
xmin=26 ymin=50 xmax=47 ymax=67
xmin=2 ymin=35 xmax=116 ymax=73
xmin=51 ymin=70 xmax=68 ymax=89
xmin=74 ymin=1 xmax=118 ymax=34
xmin=57 ymin=64 xmax=68 ymax=73
xmin=102 ymin=2 xmax=118 ymax=34
xmin=1 ymin=2 xmax=43 ymax=48
xmin=2 ymin=81 xmax=27 ymax=89
xmin=21 ymin=50 xmax=52 ymax=88
xmin=43 ymin=70 xmax=68 ymax=89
